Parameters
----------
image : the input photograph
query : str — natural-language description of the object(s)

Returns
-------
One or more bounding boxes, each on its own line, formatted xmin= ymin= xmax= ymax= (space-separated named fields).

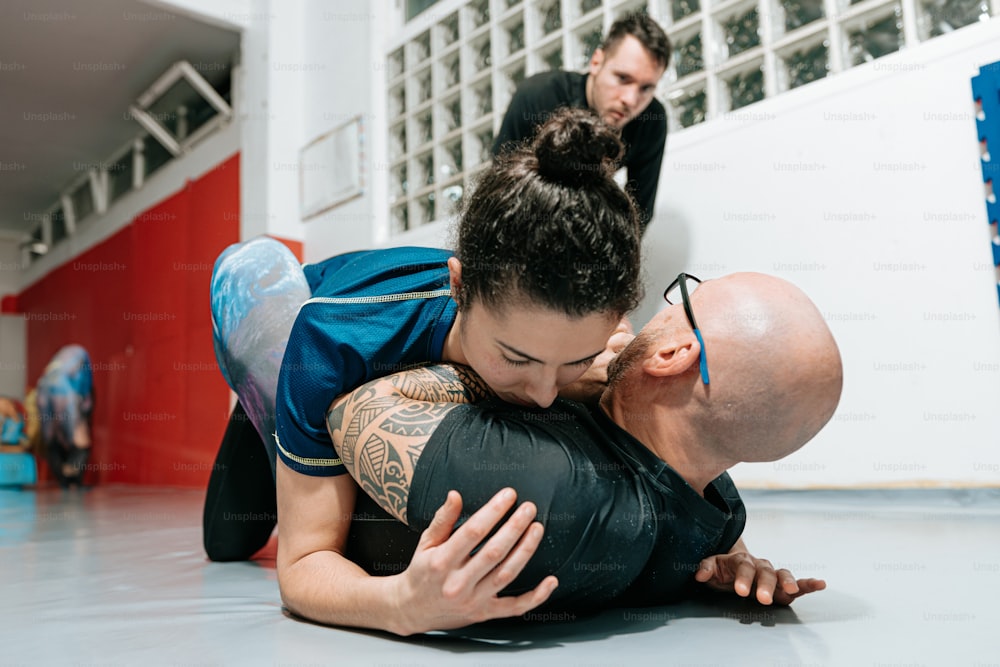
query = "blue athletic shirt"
xmin=274 ymin=246 xmax=457 ymax=476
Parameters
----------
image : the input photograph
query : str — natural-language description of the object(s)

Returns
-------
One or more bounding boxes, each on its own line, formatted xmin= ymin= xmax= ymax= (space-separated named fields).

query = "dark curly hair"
xmin=453 ymin=108 xmax=643 ymax=319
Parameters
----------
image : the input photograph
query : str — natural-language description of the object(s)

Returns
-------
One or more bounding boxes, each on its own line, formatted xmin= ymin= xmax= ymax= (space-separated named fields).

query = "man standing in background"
xmin=492 ymin=13 xmax=671 ymax=233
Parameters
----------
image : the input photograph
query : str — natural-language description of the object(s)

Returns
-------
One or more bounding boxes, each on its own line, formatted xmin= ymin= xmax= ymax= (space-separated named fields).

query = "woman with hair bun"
xmin=205 ymin=108 xmax=641 ymax=631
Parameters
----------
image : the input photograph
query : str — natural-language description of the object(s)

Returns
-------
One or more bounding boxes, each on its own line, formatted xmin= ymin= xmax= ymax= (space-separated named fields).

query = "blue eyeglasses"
xmin=663 ymin=273 xmax=709 ymax=385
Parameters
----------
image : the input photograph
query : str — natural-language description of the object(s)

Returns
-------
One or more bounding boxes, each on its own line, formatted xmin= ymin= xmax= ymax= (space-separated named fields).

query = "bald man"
xmin=277 ymin=272 xmax=843 ymax=635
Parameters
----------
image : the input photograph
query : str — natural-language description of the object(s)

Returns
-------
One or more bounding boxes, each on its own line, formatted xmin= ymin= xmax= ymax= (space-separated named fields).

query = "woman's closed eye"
xmin=504 ymin=355 xmax=597 ymax=368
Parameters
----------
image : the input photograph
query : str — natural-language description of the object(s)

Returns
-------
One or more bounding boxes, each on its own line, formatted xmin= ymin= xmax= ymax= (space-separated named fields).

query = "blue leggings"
xmin=204 ymin=237 xmax=309 ymax=560
xmin=204 ymin=236 xmax=419 ymax=565
xmin=210 ymin=236 xmax=310 ymax=478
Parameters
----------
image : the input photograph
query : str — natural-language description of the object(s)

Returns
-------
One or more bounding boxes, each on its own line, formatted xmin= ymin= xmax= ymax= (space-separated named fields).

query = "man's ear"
xmin=589 ymin=47 xmax=605 ymax=75
xmin=642 ymin=335 xmax=702 ymax=378
xmin=447 ymin=257 xmax=463 ymax=304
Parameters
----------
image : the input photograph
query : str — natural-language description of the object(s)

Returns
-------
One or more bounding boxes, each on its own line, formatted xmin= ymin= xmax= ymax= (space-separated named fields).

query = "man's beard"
xmin=605 ymin=329 xmax=655 ymax=387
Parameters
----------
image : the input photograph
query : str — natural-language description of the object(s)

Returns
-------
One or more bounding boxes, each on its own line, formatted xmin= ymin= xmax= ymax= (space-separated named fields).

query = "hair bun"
xmin=532 ymin=108 xmax=623 ymax=186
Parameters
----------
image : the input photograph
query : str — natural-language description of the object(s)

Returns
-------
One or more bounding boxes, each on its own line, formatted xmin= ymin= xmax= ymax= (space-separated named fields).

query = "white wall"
xmin=151 ymin=0 xmax=310 ymax=243
xmin=0 ymin=314 xmax=26 ymax=400
xmin=639 ymin=20 xmax=1000 ymax=488
xmin=242 ymin=0 xmax=461 ymax=257
xmin=0 ymin=236 xmax=23 ymax=296
xmin=180 ymin=0 xmax=454 ymax=255
xmin=0 ymin=236 xmax=26 ymax=399
xmin=297 ymin=0 xmax=387 ymax=260
xmin=178 ymin=0 xmax=385 ymax=254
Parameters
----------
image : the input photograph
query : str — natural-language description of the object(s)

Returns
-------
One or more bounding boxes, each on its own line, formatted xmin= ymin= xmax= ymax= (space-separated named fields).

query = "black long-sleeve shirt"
xmin=492 ymin=70 xmax=667 ymax=233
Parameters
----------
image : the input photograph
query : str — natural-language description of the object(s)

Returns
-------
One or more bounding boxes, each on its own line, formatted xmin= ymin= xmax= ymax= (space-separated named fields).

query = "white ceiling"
xmin=0 ymin=0 xmax=241 ymax=238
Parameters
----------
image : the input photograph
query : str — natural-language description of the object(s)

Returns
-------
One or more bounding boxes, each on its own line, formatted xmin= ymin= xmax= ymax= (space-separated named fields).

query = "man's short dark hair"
xmin=602 ymin=12 xmax=672 ymax=70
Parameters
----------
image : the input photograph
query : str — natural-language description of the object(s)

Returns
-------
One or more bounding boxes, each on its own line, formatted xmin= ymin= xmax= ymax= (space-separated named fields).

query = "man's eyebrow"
xmin=497 ymin=341 xmax=603 ymax=365
xmin=611 ymin=67 xmax=659 ymax=87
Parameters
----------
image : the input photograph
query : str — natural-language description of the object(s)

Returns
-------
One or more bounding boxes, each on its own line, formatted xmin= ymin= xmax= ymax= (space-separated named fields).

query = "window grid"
xmin=23 ymin=63 xmax=233 ymax=265
xmin=387 ymin=0 xmax=998 ymax=232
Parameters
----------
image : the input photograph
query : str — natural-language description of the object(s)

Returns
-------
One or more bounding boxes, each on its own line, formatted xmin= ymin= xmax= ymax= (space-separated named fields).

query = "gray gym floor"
xmin=1 ymin=485 xmax=997 ymax=666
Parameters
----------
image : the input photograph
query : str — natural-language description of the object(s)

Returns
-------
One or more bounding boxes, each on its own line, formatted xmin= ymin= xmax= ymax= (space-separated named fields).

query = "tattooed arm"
xmin=277 ymin=363 xmax=555 ymax=635
xmin=326 ymin=364 xmax=493 ymax=524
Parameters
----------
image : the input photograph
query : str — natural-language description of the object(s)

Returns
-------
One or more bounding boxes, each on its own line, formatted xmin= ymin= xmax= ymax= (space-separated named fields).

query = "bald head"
xmin=606 ymin=272 xmax=843 ymax=465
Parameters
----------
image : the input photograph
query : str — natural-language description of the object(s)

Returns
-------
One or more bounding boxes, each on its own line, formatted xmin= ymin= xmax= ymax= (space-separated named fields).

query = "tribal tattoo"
xmin=326 ymin=364 xmax=493 ymax=524
xmin=388 ymin=364 xmax=494 ymax=403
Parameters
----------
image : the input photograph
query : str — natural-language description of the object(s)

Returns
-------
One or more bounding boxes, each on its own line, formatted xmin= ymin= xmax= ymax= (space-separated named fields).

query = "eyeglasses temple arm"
xmin=693 ymin=328 xmax=710 ymax=385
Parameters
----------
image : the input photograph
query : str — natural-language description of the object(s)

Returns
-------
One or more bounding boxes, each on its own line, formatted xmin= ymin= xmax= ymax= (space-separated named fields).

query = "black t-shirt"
xmin=492 ymin=70 xmax=668 ymax=232
xmin=406 ymin=398 xmax=746 ymax=610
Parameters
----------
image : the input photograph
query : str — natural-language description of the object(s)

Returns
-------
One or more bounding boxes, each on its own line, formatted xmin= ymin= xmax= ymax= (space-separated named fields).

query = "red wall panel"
xmin=19 ymin=154 xmax=241 ymax=487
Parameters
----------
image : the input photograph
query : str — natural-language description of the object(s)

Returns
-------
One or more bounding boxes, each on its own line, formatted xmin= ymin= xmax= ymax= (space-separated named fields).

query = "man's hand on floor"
xmin=694 ymin=550 xmax=827 ymax=605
